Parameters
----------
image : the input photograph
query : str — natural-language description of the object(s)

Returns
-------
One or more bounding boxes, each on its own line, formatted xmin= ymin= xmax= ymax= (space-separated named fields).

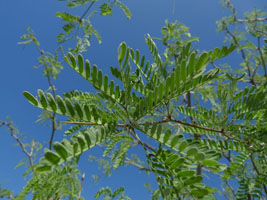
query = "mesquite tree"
xmin=1 ymin=0 xmax=267 ymax=199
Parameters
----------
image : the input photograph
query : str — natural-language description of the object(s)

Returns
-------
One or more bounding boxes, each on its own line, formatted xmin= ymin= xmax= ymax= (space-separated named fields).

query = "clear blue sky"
xmin=0 ymin=0 xmax=265 ymax=199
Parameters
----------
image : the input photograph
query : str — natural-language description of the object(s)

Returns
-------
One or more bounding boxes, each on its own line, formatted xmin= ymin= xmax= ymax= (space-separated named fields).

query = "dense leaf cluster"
xmin=1 ymin=0 xmax=267 ymax=199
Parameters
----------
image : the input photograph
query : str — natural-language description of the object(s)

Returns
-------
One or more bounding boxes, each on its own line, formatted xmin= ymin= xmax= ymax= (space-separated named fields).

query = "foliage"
xmin=1 ymin=0 xmax=267 ymax=199
xmin=94 ymin=186 xmax=131 ymax=200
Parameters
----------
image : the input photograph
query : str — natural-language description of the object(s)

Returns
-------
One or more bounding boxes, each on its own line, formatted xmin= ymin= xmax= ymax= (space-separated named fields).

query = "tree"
xmin=1 ymin=0 xmax=267 ymax=199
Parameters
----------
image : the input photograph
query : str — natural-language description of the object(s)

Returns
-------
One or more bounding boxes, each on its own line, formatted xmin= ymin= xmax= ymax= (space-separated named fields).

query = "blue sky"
xmin=0 ymin=0 xmax=266 ymax=199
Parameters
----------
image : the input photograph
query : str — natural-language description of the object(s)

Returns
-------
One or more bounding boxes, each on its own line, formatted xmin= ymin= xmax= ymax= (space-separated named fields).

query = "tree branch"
xmin=186 ymin=92 xmax=202 ymax=175
xmin=235 ymin=17 xmax=267 ymax=23
xmin=223 ymin=23 xmax=256 ymax=86
xmin=0 ymin=121 xmax=33 ymax=167
xmin=143 ymin=118 xmax=248 ymax=144
xmin=61 ymin=121 xmax=129 ymax=128
xmin=80 ymin=1 xmax=95 ymax=20
xmin=34 ymin=45 xmax=58 ymax=150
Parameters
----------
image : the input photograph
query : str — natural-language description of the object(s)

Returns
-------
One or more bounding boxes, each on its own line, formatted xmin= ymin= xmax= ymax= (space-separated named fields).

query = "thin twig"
xmin=256 ymin=36 xmax=267 ymax=77
xmin=61 ymin=121 xmax=129 ymax=127
xmin=44 ymin=66 xmax=57 ymax=150
xmin=186 ymin=92 xmax=202 ymax=175
xmin=255 ymin=29 xmax=267 ymax=36
xmin=74 ymin=1 xmax=96 ymax=37
xmin=225 ymin=0 xmax=267 ymax=24
xmin=130 ymin=129 xmax=157 ymax=153
xmin=143 ymin=118 xmax=248 ymax=144
xmin=224 ymin=23 xmax=256 ymax=86
xmin=235 ymin=17 xmax=267 ymax=23
xmin=250 ymin=154 xmax=267 ymax=195
xmin=77 ymin=173 xmax=85 ymax=200
xmin=125 ymin=158 xmax=151 ymax=171
xmin=222 ymin=150 xmax=232 ymax=162
xmin=35 ymin=47 xmax=57 ymax=150
xmin=0 ymin=121 xmax=33 ymax=167
xmin=224 ymin=180 xmax=236 ymax=198
xmin=48 ymin=113 xmax=56 ymax=150
xmin=80 ymin=1 xmax=95 ymax=20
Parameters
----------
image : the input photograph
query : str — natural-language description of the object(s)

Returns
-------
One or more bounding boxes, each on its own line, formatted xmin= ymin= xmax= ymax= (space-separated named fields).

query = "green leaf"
xmin=187 ymin=52 xmax=196 ymax=76
xmin=177 ymin=170 xmax=195 ymax=177
xmin=74 ymin=102 xmax=83 ymax=119
xmin=184 ymin=175 xmax=203 ymax=186
xmin=46 ymin=93 xmax=57 ymax=112
xmin=38 ymin=89 xmax=47 ymax=109
xmin=100 ymin=3 xmax=112 ymax=16
xmin=196 ymin=52 xmax=209 ymax=71
xmin=66 ymin=0 xmax=90 ymax=8
xmin=84 ymin=105 xmax=91 ymax=121
xmin=78 ymin=54 xmax=84 ymax=74
xmin=68 ymin=52 xmax=76 ymax=69
xmin=104 ymin=75 xmax=108 ymax=92
xmin=35 ymin=164 xmax=52 ymax=172
xmin=191 ymin=188 xmax=209 ymax=197
xmin=85 ymin=59 xmax=91 ymax=78
xmin=170 ymin=158 xmax=184 ymax=169
xmin=195 ymin=152 xmax=205 ymax=161
xmin=170 ymin=135 xmax=181 ymax=148
xmin=44 ymin=150 xmax=61 ymax=165
xmin=186 ymin=147 xmax=198 ymax=157
xmin=92 ymin=65 xmax=97 ymax=84
xmin=179 ymin=140 xmax=188 ymax=152
xmin=98 ymin=70 xmax=103 ymax=88
xmin=53 ymin=142 xmax=68 ymax=161
xmin=23 ymin=91 xmax=38 ymax=106
xmin=56 ymin=12 xmax=79 ymax=23
xmin=65 ymin=99 xmax=75 ymax=117
xmin=118 ymin=42 xmax=127 ymax=65
xmin=77 ymin=136 xmax=86 ymax=152
xmin=116 ymin=0 xmax=132 ymax=19
xmin=165 ymin=154 xmax=178 ymax=165
xmin=202 ymin=159 xmax=219 ymax=167
xmin=56 ymin=95 xmax=66 ymax=114
xmin=115 ymin=85 xmax=120 ymax=99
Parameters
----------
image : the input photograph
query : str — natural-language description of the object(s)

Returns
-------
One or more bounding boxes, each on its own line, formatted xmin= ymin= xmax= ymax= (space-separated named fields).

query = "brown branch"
xmin=144 ymin=118 xmax=248 ymax=144
xmin=224 ymin=23 xmax=256 ymax=86
xmin=48 ymin=113 xmax=56 ymax=150
xmin=0 ymin=121 xmax=33 ymax=167
xmin=130 ymin=128 xmax=157 ymax=154
xmin=35 ymin=47 xmax=57 ymax=150
xmin=61 ymin=121 xmax=129 ymax=128
xmin=45 ymin=66 xmax=56 ymax=150
xmin=130 ymin=128 xmax=157 ymax=153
